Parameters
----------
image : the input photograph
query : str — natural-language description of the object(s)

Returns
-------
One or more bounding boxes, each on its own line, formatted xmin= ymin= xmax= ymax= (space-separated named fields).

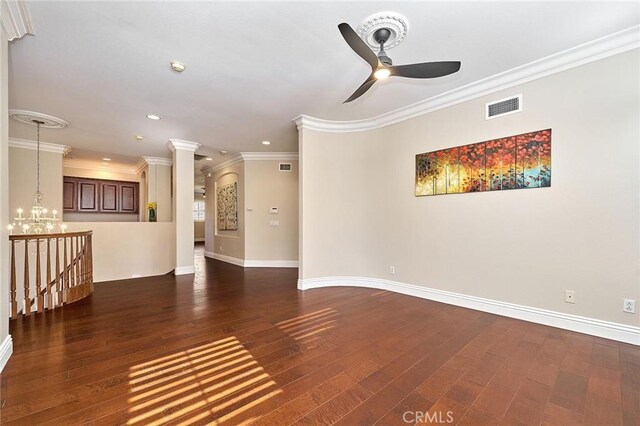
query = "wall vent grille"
xmin=279 ymin=163 xmax=292 ymax=172
xmin=486 ymin=95 xmax=522 ymax=120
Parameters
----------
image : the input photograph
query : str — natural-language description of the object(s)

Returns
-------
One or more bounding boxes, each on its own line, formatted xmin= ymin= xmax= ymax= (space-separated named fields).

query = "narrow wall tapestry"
xmin=216 ymin=182 xmax=238 ymax=230
xmin=415 ymin=129 xmax=551 ymax=196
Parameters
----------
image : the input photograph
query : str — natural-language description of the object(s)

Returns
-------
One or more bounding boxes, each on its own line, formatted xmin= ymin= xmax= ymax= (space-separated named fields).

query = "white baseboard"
xmin=205 ymin=251 xmax=245 ymax=267
xmin=0 ymin=335 xmax=13 ymax=373
xmin=244 ymin=260 xmax=299 ymax=268
xmin=298 ymin=276 xmax=640 ymax=346
xmin=204 ymin=251 xmax=299 ymax=268
xmin=174 ymin=265 xmax=195 ymax=275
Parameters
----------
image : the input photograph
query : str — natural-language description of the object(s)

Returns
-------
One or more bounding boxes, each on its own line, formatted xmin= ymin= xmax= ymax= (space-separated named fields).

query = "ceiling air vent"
xmin=486 ymin=94 xmax=522 ymax=120
xmin=279 ymin=163 xmax=292 ymax=172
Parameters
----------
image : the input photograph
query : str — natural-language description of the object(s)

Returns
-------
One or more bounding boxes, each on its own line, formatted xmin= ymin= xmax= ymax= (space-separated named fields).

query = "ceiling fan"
xmin=338 ymin=23 xmax=461 ymax=103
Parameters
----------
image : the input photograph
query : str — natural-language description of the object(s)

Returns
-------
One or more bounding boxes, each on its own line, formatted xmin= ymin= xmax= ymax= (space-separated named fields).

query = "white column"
xmin=168 ymin=139 xmax=200 ymax=275
xmin=0 ymin=27 xmax=11 ymax=366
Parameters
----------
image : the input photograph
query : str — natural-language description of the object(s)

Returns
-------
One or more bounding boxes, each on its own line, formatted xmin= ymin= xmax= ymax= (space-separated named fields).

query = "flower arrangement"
xmin=146 ymin=202 xmax=157 ymax=222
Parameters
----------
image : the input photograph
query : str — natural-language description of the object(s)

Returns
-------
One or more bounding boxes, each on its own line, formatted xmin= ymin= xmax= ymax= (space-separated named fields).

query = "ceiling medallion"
xmin=356 ymin=11 xmax=409 ymax=51
xmin=9 ymin=110 xmax=69 ymax=129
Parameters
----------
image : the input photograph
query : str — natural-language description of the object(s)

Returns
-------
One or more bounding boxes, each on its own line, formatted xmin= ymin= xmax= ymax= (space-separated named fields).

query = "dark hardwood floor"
xmin=1 ymin=245 xmax=638 ymax=425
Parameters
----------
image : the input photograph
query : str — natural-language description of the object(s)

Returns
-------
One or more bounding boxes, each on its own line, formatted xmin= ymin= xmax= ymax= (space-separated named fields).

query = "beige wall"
xmin=0 ymin=31 xmax=9 ymax=350
xmin=142 ymin=163 xmax=172 ymax=222
xmin=194 ymin=221 xmax=205 ymax=241
xmin=63 ymin=166 xmax=138 ymax=182
xmin=245 ymin=160 xmax=298 ymax=261
xmin=300 ymin=50 xmax=640 ymax=327
xmin=155 ymin=164 xmax=172 ymax=222
xmin=206 ymin=162 xmax=244 ymax=260
xmin=65 ymin=222 xmax=175 ymax=282
xmin=9 ymin=147 xmax=63 ymax=222
xmin=194 ymin=193 xmax=205 ymax=241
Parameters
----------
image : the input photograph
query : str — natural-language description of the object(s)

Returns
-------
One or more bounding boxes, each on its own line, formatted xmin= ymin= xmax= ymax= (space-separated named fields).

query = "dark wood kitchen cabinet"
xmin=62 ymin=179 xmax=77 ymax=211
xmin=78 ymin=180 xmax=99 ymax=212
xmin=63 ymin=177 xmax=139 ymax=214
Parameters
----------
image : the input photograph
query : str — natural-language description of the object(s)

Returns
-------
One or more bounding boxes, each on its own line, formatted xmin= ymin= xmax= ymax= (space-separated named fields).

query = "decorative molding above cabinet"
xmin=63 ymin=176 xmax=139 ymax=214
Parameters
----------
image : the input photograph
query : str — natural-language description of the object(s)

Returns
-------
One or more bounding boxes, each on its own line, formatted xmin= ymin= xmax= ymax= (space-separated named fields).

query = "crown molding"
xmin=201 ymin=153 xmax=243 ymax=175
xmin=64 ymin=158 xmax=138 ymax=175
xmin=240 ymin=152 xmax=299 ymax=161
xmin=295 ymin=25 xmax=640 ymax=133
xmin=135 ymin=156 xmax=172 ymax=174
xmin=9 ymin=138 xmax=70 ymax=155
xmin=1 ymin=0 xmax=34 ymax=41
xmin=168 ymin=139 xmax=200 ymax=152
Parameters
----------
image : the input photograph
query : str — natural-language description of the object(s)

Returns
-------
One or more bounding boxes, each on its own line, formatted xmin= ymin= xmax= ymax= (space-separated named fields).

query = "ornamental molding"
xmin=1 ymin=0 xmax=34 ymax=41
xmin=9 ymin=137 xmax=70 ymax=155
xmin=168 ymin=139 xmax=200 ymax=152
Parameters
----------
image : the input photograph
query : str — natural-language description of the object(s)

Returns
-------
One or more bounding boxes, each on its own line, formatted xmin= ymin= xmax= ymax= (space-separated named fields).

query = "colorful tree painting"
xmin=515 ymin=129 xmax=552 ymax=188
xmin=415 ymin=129 xmax=551 ymax=197
xmin=486 ymin=137 xmax=517 ymax=191
xmin=459 ymin=142 xmax=485 ymax=192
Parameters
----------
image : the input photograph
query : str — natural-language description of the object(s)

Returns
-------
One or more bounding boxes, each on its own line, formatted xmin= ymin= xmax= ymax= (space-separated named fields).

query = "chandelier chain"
xmin=36 ymin=121 xmax=40 ymax=194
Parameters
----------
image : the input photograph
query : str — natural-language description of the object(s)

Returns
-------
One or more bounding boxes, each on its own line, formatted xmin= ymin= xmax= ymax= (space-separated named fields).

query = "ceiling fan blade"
xmin=389 ymin=61 xmax=461 ymax=79
xmin=338 ymin=23 xmax=379 ymax=70
xmin=344 ymin=75 xmax=376 ymax=103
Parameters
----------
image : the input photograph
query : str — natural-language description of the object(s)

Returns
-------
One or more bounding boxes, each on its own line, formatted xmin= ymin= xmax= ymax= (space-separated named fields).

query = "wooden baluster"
xmin=63 ymin=236 xmax=69 ymax=304
xmin=80 ymin=235 xmax=85 ymax=286
xmin=24 ymin=239 xmax=30 ymax=316
xmin=36 ymin=238 xmax=43 ymax=313
xmin=70 ymin=236 xmax=75 ymax=301
xmin=46 ymin=238 xmax=52 ymax=310
xmin=75 ymin=235 xmax=80 ymax=300
xmin=82 ymin=235 xmax=88 ymax=296
xmin=10 ymin=240 xmax=17 ymax=319
xmin=55 ymin=237 xmax=61 ymax=306
xmin=88 ymin=234 xmax=93 ymax=292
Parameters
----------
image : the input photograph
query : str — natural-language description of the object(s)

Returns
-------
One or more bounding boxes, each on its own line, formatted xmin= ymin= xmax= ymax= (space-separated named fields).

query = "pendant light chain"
xmin=36 ymin=121 xmax=40 ymax=194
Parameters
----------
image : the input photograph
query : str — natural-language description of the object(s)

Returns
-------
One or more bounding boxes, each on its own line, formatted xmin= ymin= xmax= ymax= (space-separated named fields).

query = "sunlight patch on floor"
xmin=275 ymin=308 xmax=338 ymax=341
xmin=126 ymin=336 xmax=281 ymax=425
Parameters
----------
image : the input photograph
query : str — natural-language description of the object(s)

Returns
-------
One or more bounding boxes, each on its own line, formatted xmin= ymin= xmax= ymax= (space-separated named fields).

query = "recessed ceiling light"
xmin=170 ymin=60 xmax=186 ymax=72
xmin=220 ymin=150 xmax=227 ymax=155
xmin=205 ymin=157 xmax=213 ymax=161
xmin=146 ymin=114 xmax=161 ymax=120
xmin=102 ymin=158 xmax=111 ymax=161
xmin=262 ymin=141 xmax=271 ymax=145
xmin=135 ymin=135 xmax=144 ymax=140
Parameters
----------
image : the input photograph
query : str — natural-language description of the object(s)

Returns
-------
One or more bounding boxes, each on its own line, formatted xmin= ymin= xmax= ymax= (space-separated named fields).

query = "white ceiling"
xmin=8 ymin=1 xmax=639 ymax=159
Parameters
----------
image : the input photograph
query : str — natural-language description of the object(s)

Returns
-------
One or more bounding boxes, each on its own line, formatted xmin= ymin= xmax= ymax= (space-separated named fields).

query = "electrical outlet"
xmin=565 ymin=290 xmax=575 ymax=304
xmin=623 ymin=299 xmax=636 ymax=313
xmin=219 ymin=245 xmax=223 ymax=252
xmin=389 ymin=266 xmax=395 ymax=275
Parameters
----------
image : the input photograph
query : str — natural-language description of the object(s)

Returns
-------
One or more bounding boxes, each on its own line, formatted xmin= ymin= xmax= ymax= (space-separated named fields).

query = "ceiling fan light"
xmin=374 ymin=68 xmax=391 ymax=80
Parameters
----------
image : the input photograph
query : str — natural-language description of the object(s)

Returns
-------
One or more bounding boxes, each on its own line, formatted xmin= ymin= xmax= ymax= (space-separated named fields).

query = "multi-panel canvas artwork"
xmin=216 ymin=182 xmax=238 ymax=230
xmin=415 ymin=129 xmax=551 ymax=196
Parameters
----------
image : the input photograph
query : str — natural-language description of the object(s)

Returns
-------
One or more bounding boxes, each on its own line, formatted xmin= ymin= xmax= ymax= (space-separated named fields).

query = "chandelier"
xmin=11 ymin=120 xmax=60 ymax=235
